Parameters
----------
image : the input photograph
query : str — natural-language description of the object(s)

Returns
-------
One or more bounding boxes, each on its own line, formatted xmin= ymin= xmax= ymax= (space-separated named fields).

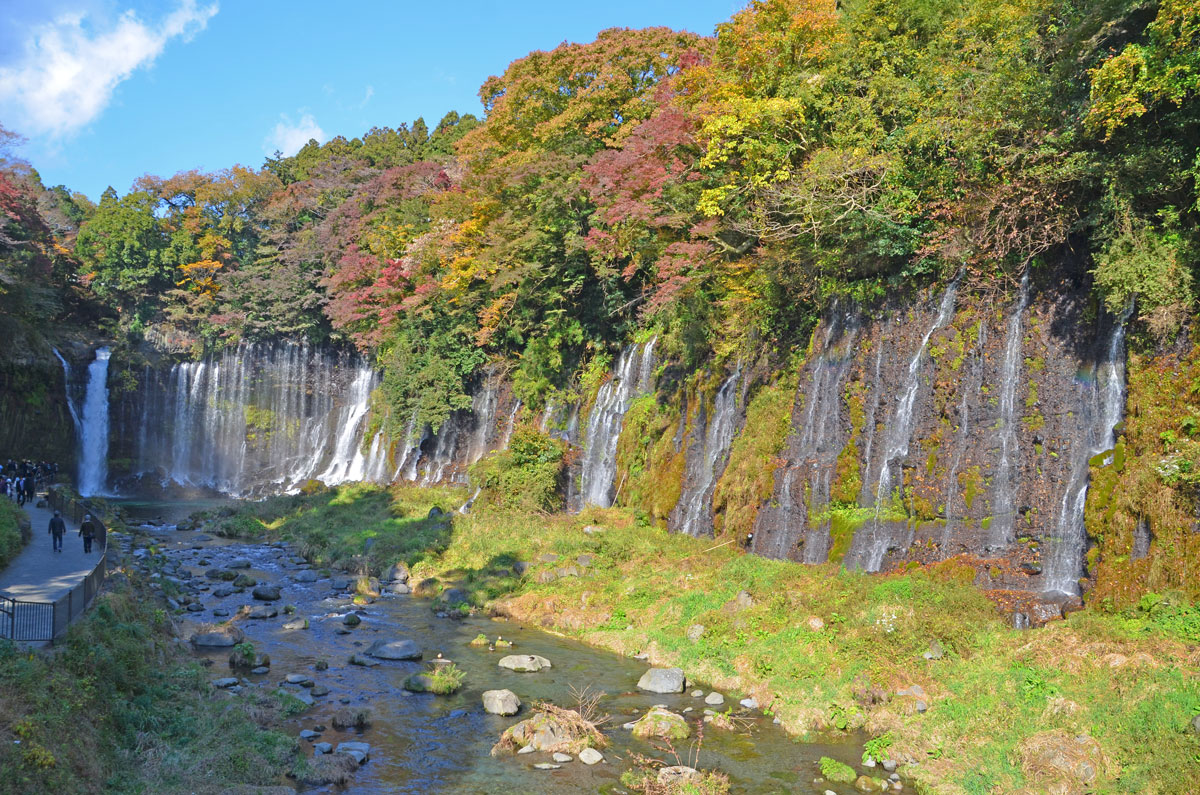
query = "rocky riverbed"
xmin=122 ymin=510 xmax=906 ymax=794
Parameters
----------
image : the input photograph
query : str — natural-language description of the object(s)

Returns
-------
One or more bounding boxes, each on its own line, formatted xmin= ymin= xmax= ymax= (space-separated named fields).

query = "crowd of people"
xmin=1 ymin=460 xmax=57 ymax=507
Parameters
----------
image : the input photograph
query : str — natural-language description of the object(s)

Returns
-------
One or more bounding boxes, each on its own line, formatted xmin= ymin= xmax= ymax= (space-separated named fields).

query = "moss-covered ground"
xmin=214 ymin=482 xmax=1200 ymax=795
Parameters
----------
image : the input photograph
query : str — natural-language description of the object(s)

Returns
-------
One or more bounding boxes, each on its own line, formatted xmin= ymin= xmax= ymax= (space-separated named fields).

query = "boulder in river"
xmin=336 ymin=741 xmax=371 ymax=765
xmin=632 ymin=707 xmax=691 ymax=740
xmin=282 ymin=617 xmax=309 ymax=630
xmin=191 ymin=627 xmax=244 ymax=647
xmin=252 ymin=585 xmax=281 ymax=601
xmin=342 ymin=613 xmax=362 ymax=627
xmin=292 ymin=570 xmax=320 ymax=583
xmin=482 ymin=689 xmax=521 ymax=716
xmin=232 ymin=574 xmax=257 ymax=588
xmin=383 ymin=562 xmax=410 ymax=583
xmin=436 ymin=587 xmax=470 ymax=607
xmin=227 ymin=558 xmax=252 ymax=569
xmin=212 ymin=585 xmax=236 ymax=597
xmin=494 ymin=713 xmax=571 ymax=753
xmin=579 ymin=748 xmax=604 ymax=765
xmin=366 ymin=638 xmax=422 ymax=660
xmin=246 ymin=605 xmax=278 ymax=619
xmin=498 ymin=654 xmax=552 ymax=673
xmin=637 ymin=667 xmax=686 ymax=694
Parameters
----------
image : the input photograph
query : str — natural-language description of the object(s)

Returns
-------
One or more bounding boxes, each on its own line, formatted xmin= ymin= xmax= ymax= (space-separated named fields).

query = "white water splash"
xmin=990 ymin=269 xmax=1031 ymax=548
xmin=579 ymin=338 xmax=657 ymax=508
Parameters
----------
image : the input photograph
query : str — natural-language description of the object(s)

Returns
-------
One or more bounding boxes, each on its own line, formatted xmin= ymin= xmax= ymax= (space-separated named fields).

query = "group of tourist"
xmin=1 ymin=460 xmax=57 ymax=507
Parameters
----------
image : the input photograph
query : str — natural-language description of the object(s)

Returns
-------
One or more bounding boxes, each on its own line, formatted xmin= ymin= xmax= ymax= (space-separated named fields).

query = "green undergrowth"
xmin=1087 ymin=345 xmax=1200 ymax=606
xmin=0 ymin=581 xmax=298 ymax=793
xmin=0 ymin=500 xmax=27 ymax=570
xmin=217 ymin=483 xmax=1200 ymax=794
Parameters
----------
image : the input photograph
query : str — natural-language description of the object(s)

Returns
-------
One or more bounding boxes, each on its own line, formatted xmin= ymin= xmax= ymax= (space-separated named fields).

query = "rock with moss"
xmin=819 ymin=756 xmax=857 ymax=784
xmin=631 ymin=707 xmax=690 ymax=741
xmin=498 ymin=654 xmax=551 ymax=672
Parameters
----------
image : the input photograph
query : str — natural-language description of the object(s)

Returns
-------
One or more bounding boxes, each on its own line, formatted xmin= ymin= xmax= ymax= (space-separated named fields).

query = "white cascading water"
xmin=78 ymin=347 xmax=111 ymax=496
xmin=1043 ymin=306 xmax=1133 ymax=595
xmin=52 ymin=348 xmax=82 ymax=439
xmin=134 ymin=342 xmax=380 ymax=497
xmin=579 ymin=338 xmax=657 ymax=508
xmin=674 ymin=368 xmax=741 ymax=537
xmin=855 ymin=282 xmax=958 ymax=570
xmin=989 ymin=270 xmax=1031 ymax=549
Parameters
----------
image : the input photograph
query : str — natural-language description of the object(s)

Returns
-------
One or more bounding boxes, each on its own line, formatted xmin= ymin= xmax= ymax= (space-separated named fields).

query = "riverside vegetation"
xmin=207 ymin=480 xmax=1200 ymax=794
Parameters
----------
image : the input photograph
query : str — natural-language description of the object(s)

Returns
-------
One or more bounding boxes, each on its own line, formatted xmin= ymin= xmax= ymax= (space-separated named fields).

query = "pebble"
xmin=517 ymin=745 xmax=536 ymax=755
xmin=740 ymin=697 xmax=759 ymax=709
xmin=551 ymin=753 xmax=572 ymax=763
xmin=300 ymin=730 xmax=319 ymax=740
xmin=704 ymin=692 xmax=725 ymax=707
xmin=313 ymin=742 xmax=332 ymax=754
xmin=533 ymin=763 xmax=561 ymax=770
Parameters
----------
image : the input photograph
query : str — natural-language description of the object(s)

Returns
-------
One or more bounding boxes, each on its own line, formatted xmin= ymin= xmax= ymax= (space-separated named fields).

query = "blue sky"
xmin=0 ymin=0 xmax=744 ymax=200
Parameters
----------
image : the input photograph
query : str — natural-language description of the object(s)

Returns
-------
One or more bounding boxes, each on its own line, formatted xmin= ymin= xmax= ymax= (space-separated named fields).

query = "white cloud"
xmin=265 ymin=113 xmax=325 ymax=157
xmin=0 ymin=1 xmax=218 ymax=138
xmin=358 ymin=85 xmax=375 ymax=109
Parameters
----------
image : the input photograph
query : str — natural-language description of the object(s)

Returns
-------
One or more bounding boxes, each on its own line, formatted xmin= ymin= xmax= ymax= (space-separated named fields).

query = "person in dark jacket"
xmin=48 ymin=510 xmax=66 ymax=552
xmin=79 ymin=514 xmax=96 ymax=554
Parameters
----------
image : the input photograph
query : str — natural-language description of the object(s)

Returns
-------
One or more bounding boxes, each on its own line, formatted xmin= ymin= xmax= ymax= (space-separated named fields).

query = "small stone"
xmin=311 ymin=685 xmax=330 ymax=697
xmin=533 ymin=763 xmax=561 ymax=770
xmin=517 ymin=745 xmax=536 ymax=755
xmin=227 ymin=558 xmax=252 ymax=569
xmin=739 ymin=697 xmax=758 ymax=709
xmin=883 ymin=760 xmax=898 ymax=772
xmin=575 ymin=554 xmax=593 ymax=567
xmin=581 ymin=525 xmax=604 ymax=535
xmin=551 ymin=752 xmax=572 ymax=763
xmin=704 ymin=692 xmax=725 ymax=707
xmin=691 ymin=690 xmax=704 ymax=698
xmin=251 ymin=666 xmax=270 ymax=675
xmin=212 ymin=677 xmax=239 ymax=688
xmin=299 ymin=729 xmax=319 ymax=740
xmin=366 ymin=638 xmax=422 ymax=660
xmin=579 ymin=748 xmax=603 ymax=765
xmin=313 ymin=742 xmax=332 ymax=755
xmin=657 ymin=766 xmax=701 ymax=787
xmin=286 ymin=674 xmax=307 ymax=684
xmin=282 ymin=617 xmax=309 ymax=630
xmin=186 ymin=603 xmax=204 ymax=612
xmin=915 ymin=700 xmax=928 ymax=713
xmin=343 ymin=613 xmax=362 ymax=627
xmin=246 ymin=605 xmax=278 ymax=619
xmin=292 ymin=570 xmax=319 ymax=583
xmin=212 ymin=608 xmax=230 ymax=617
xmin=686 ymin=624 xmax=705 ymax=642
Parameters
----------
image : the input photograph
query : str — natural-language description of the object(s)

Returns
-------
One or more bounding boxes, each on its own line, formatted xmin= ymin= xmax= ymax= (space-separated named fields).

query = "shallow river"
xmin=122 ymin=501 xmax=890 ymax=794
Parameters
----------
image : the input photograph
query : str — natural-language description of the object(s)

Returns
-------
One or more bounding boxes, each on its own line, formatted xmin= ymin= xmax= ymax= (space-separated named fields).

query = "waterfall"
xmin=133 ymin=342 xmax=383 ymax=497
xmin=52 ymin=348 xmax=82 ymax=439
xmin=753 ymin=306 xmax=859 ymax=561
xmin=852 ymin=282 xmax=958 ymax=571
xmin=673 ymin=368 xmax=742 ymax=537
xmin=318 ymin=366 xmax=376 ymax=485
xmin=1043 ymin=306 xmax=1132 ymax=595
xmin=78 ymin=347 xmax=111 ymax=496
xmin=990 ymin=270 xmax=1031 ymax=548
xmin=579 ymin=338 xmax=657 ymax=508
xmin=941 ymin=321 xmax=988 ymax=550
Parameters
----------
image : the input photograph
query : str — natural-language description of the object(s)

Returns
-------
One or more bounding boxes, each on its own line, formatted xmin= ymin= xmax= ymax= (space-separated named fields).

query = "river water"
xmin=122 ymin=501 xmax=888 ymax=794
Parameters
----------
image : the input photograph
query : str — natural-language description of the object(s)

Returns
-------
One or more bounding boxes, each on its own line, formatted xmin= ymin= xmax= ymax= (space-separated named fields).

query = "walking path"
xmin=0 ymin=493 xmax=100 ymax=602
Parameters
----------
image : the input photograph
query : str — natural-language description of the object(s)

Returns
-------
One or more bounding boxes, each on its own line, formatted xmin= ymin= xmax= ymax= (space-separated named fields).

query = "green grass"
xmin=217 ymin=483 xmax=1200 ymax=794
xmin=0 ymin=500 xmax=27 ymax=570
xmin=0 ymin=584 xmax=298 ymax=793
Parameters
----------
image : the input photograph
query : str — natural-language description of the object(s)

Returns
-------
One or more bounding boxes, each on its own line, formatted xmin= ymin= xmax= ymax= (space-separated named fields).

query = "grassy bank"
xmin=0 ymin=500 xmax=27 ymax=570
xmin=213 ymin=483 xmax=1200 ymax=794
xmin=0 ymin=549 xmax=299 ymax=792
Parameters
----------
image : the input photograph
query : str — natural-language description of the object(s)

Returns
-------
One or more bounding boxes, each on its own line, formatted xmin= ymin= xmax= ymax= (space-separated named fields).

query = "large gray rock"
xmin=366 ymin=639 xmax=422 ymax=660
xmin=437 ymin=587 xmax=470 ymax=607
xmin=252 ymin=585 xmax=282 ymax=601
xmin=482 ymin=689 xmax=521 ymax=716
xmin=335 ymin=741 xmax=370 ymax=764
xmin=212 ymin=585 xmax=235 ymax=597
xmin=498 ymin=654 xmax=552 ymax=672
xmin=192 ymin=629 xmax=243 ymax=647
xmin=246 ymin=605 xmax=278 ymax=619
xmin=579 ymin=747 xmax=604 ymax=765
xmin=637 ymin=667 xmax=686 ymax=694
xmin=292 ymin=570 xmax=320 ymax=583
xmin=383 ymin=562 xmax=410 ymax=583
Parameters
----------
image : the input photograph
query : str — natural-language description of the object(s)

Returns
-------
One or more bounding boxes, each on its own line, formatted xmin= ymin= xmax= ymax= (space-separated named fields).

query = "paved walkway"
xmin=0 ymin=493 xmax=100 ymax=602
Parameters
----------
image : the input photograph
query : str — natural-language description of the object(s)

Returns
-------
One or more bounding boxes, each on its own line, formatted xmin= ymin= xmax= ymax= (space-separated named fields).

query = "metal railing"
xmin=0 ymin=488 xmax=109 ymax=642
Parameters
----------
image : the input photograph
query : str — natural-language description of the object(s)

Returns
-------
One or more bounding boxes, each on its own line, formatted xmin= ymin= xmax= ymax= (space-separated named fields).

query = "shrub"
xmin=470 ymin=425 xmax=565 ymax=512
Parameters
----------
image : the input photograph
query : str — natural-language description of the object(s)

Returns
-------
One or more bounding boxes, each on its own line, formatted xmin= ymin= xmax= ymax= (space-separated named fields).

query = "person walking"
xmin=48 ymin=510 xmax=66 ymax=553
xmin=16 ymin=476 xmax=26 ymax=506
xmin=79 ymin=514 xmax=96 ymax=554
